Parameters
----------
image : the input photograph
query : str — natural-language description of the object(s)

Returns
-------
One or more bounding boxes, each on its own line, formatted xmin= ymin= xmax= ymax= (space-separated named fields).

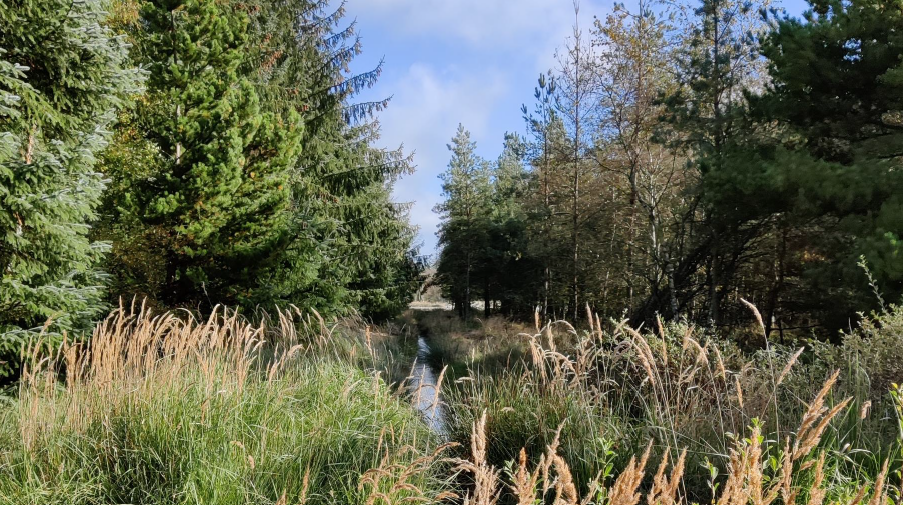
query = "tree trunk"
xmin=464 ymin=250 xmax=472 ymax=320
xmin=708 ymin=232 xmax=721 ymax=327
xmin=764 ymin=225 xmax=787 ymax=341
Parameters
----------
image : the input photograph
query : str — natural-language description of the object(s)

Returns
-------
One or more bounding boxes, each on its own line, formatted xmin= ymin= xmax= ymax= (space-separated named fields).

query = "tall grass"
xmin=0 ymin=303 xmax=448 ymax=505
xmin=1 ymin=303 xmax=899 ymax=504
xmin=415 ymin=310 xmax=530 ymax=375
xmin=428 ymin=308 xmax=903 ymax=502
xmin=451 ymin=382 xmax=898 ymax=505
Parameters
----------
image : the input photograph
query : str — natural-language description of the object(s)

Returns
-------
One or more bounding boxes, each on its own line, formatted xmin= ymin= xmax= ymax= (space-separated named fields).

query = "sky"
xmin=342 ymin=0 xmax=809 ymax=260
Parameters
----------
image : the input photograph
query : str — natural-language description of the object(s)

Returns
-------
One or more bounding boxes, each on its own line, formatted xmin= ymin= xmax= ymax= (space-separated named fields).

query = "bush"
xmin=812 ymin=306 xmax=903 ymax=402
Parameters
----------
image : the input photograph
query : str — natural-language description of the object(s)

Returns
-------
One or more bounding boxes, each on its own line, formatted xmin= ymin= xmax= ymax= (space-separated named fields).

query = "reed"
xmin=0 ymin=303 xmax=447 ymax=505
xmin=434 ymin=309 xmax=902 ymax=501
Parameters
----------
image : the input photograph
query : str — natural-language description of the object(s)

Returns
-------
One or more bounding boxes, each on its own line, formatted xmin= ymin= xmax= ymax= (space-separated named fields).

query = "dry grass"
xmin=1 ymin=303 xmax=900 ymax=504
xmin=1 ymin=302 xmax=449 ymax=505
xmin=437 ymin=307 xmax=902 ymax=502
xmin=450 ymin=377 xmax=893 ymax=505
xmin=413 ymin=310 xmax=533 ymax=370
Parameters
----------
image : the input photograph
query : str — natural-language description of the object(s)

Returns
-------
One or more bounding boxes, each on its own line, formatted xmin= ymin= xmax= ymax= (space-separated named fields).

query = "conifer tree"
xmin=554 ymin=4 xmax=603 ymax=321
xmin=487 ymin=133 xmax=537 ymax=316
xmin=657 ymin=0 xmax=768 ymax=327
xmin=0 ymin=0 xmax=139 ymax=377
xmin=104 ymin=0 xmax=303 ymax=309
xmin=494 ymin=134 xmax=530 ymax=211
xmin=435 ymin=125 xmax=492 ymax=318
xmin=728 ymin=0 xmax=903 ymax=333
xmin=251 ymin=0 xmax=420 ymax=317
xmin=522 ymin=73 xmax=560 ymax=318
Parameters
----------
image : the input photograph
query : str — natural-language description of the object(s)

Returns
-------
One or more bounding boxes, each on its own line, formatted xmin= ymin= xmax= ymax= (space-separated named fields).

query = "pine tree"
xmin=435 ymin=125 xmax=492 ymax=319
xmin=104 ymin=0 xmax=303 ymax=309
xmin=655 ymin=0 xmax=903 ymax=334
xmin=734 ymin=0 xmax=903 ymax=333
xmin=656 ymin=0 xmax=768 ymax=327
xmin=522 ymin=72 xmax=560 ymax=318
xmin=0 ymin=0 xmax=139 ymax=377
xmin=488 ymin=133 xmax=538 ymax=316
xmin=554 ymin=3 xmax=603 ymax=321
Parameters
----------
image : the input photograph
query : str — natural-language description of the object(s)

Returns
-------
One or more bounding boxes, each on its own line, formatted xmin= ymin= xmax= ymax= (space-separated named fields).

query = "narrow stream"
xmin=410 ymin=336 xmax=447 ymax=434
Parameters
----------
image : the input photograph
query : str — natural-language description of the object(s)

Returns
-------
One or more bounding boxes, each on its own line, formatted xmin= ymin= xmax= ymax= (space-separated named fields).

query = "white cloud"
xmin=348 ymin=0 xmax=604 ymax=74
xmin=341 ymin=0 xmax=610 ymax=256
xmin=376 ymin=63 xmax=509 ymax=257
xmin=349 ymin=0 xmax=578 ymax=49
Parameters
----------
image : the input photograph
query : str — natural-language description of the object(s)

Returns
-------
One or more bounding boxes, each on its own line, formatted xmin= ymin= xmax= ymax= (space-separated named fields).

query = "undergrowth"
xmin=414 ymin=306 xmax=903 ymax=503
xmin=1 ymin=303 xmax=901 ymax=504
xmin=0 ymin=304 xmax=448 ymax=505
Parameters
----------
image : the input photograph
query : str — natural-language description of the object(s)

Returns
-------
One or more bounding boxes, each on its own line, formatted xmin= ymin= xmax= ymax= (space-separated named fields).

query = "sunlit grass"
xmin=0 ymin=305 xmax=447 ymax=505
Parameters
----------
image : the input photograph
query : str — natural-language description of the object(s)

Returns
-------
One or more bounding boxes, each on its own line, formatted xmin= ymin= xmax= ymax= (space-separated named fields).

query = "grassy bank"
xmin=412 ymin=307 xmax=903 ymax=503
xmin=413 ymin=310 xmax=531 ymax=375
xmin=1 ymin=305 xmax=900 ymax=504
xmin=0 ymin=305 xmax=447 ymax=505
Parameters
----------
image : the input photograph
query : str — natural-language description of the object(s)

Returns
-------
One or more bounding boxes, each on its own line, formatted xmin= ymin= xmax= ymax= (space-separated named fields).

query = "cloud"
xmin=348 ymin=0 xmax=604 ymax=73
xmin=373 ymin=63 xmax=509 ymax=257
xmin=350 ymin=0 xmax=577 ymax=49
xmin=342 ymin=0 xmax=610 ymax=256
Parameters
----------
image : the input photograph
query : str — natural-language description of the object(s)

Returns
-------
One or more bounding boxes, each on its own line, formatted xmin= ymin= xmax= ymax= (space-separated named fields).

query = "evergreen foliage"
xmin=435 ymin=0 xmax=903 ymax=339
xmin=735 ymin=0 xmax=903 ymax=331
xmin=99 ymin=0 xmax=303 ymax=309
xmin=435 ymin=125 xmax=492 ymax=318
xmin=250 ymin=0 xmax=420 ymax=318
xmin=97 ymin=0 xmax=419 ymax=318
xmin=4 ymin=0 xmax=903 ymax=373
xmin=0 ymin=0 xmax=139 ymax=377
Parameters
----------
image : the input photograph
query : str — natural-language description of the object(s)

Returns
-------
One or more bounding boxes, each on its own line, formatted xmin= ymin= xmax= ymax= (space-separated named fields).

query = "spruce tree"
xmin=0 ymin=0 xmax=139 ymax=377
xmin=104 ymin=0 xmax=303 ymax=309
xmin=252 ymin=0 xmax=420 ymax=318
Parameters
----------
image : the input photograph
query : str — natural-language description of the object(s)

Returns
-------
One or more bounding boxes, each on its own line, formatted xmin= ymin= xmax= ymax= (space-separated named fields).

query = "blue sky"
xmin=342 ymin=0 xmax=809 ymax=259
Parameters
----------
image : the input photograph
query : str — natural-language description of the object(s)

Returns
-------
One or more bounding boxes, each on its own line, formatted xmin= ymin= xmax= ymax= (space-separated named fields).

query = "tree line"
xmin=0 ymin=0 xmax=421 ymax=378
xmin=435 ymin=0 xmax=903 ymax=339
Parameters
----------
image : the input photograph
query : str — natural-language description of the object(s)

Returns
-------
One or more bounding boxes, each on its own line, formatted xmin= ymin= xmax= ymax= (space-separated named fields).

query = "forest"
xmin=1 ymin=0 xmax=903 ymax=504
xmin=0 ymin=0 xmax=421 ymax=380
xmin=435 ymin=0 xmax=903 ymax=340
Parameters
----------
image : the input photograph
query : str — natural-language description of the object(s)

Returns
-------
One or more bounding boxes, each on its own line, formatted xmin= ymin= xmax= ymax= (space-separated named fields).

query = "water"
xmin=410 ymin=336 xmax=446 ymax=434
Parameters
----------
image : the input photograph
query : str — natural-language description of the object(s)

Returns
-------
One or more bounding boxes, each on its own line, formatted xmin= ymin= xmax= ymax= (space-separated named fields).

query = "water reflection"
xmin=410 ymin=336 xmax=446 ymax=434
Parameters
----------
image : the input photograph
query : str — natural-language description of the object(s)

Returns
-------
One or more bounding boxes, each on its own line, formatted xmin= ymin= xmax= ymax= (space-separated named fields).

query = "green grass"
xmin=0 ymin=304 xmax=448 ymax=505
xmin=442 ymin=369 xmax=639 ymax=500
xmin=2 ymin=305 xmax=901 ymax=504
xmin=0 ymin=358 xmax=442 ymax=505
xmin=422 ymin=309 xmax=903 ymax=502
